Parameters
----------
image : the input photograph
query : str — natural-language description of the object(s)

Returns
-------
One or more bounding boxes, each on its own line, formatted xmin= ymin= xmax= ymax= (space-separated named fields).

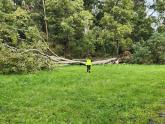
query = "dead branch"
xmin=93 ymin=58 xmax=118 ymax=65
xmin=3 ymin=44 xmax=18 ymax=52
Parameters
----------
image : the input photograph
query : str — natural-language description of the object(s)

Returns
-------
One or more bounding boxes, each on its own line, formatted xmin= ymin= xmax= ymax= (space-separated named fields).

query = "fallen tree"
xmin=50 ymin=57 xmax=118 ymax=65
xmin=21 ymin=50 xmax=118 ymax=65
xmin=3 ymin=43 xmax=119 ymax=65
xmin=1 ymin=43 xmax=120 ymax=74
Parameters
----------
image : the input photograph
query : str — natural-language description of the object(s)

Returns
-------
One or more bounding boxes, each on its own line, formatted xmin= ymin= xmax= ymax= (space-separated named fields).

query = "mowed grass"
xmin=0 ymin=65 xmax=165 ymax=124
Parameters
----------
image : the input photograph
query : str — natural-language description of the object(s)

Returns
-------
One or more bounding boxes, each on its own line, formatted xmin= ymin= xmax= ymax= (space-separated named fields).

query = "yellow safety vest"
xmin=86 ymin=59 xmax=92 ymax=65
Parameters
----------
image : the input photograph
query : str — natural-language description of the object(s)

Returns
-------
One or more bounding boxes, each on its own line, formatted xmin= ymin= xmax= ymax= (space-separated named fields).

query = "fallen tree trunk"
xmin=3 ymin=43 xmax=119 ymax=65
xmin=20 ymin=48 xmax=118 ymax=65
xmin=49 ymin=56 xmax=118 ymax=65
xmin=93 ymin=58 xmax=118 ymax=65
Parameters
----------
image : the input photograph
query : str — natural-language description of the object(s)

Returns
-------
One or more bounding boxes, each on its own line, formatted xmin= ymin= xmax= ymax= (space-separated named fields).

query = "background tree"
xmin=46 ymin=0 xmax=93 ymax=58
xmin=131 ymin=0 xmax=154 ymax=42
xmin=96 ymin=0 xmax=134 ymax=56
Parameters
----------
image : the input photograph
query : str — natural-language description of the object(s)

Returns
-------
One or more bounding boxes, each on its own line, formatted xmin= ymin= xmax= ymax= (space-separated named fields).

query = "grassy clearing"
xmin=0 ymin=65 xmax=165 ymax=124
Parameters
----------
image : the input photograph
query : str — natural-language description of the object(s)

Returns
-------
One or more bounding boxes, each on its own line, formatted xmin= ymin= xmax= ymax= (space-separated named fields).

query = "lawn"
xmin=0 ymin=65 xmax=165 ymax=124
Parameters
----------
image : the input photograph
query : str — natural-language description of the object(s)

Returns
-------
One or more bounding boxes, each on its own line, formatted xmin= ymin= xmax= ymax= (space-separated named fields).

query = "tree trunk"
xmin=42 ymin=0 xmax=49 ymax=41
xmin=64 ymin=36 xmax=69 ymax=58
xmin=115 ymin=0 xmax=120 ymax=6
xmin=116 ymin=40 xmax=119 ymax=57
xmin=3 ymin=43 xmax=119 ymax=65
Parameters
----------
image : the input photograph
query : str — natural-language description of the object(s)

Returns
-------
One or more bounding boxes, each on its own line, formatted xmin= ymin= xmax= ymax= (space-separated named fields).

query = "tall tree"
xmin=97 ymin=0 xmax=134 ymax=56
xmin=46 ymin=0 xmax=93 ymax=57
xmin=131 ymin=0 xmax=154 ymax=42
xmin=154 ymin=0 xmax=165 ymax=32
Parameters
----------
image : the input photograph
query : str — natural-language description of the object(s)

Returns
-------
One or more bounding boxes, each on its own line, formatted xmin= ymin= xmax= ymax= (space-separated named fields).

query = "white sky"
xmin=146 ymin=0 xmax=158 ymax=17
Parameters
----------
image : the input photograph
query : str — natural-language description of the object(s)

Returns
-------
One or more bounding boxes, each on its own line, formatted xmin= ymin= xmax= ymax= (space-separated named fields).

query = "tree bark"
xmin=42 ymin=0 xmax=49 ymax=41
xmin=3 ymin=43 xmax=119 ymax=65
xmin=115 ymin=0 xmax=120 ymax=6
xmin=116 ymin=39 xmax=119 ymax=57
xmin=64 ymin=35 xmax=69 ymax=58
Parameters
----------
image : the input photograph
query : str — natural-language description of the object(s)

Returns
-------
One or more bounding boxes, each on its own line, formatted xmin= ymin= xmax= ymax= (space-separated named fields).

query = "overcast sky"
xmin=147 ymin=0 xmax=154 ymax=4
xmin=146 ymin=0 xmax=158 ymax=17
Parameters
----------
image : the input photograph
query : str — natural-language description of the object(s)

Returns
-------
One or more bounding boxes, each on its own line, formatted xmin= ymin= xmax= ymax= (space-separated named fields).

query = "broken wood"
xmin=3 ymin=43 xmax=119 ymax=65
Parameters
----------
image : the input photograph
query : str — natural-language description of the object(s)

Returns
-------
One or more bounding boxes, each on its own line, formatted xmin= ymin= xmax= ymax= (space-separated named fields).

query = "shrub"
xmin=132 ymin=41 xmax=153 ymax=64
xmin=148 ymin=32 xmax=165 ymax=64
xmin=132 ymin=32 xmax=165 ymax=64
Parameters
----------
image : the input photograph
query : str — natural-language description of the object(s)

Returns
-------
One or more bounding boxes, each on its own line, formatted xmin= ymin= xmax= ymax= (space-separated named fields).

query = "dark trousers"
xmin=87 ymin=65 xmax=91 ymax=73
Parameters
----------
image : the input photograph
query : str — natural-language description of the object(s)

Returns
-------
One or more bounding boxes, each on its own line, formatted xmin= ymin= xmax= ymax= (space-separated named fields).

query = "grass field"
xmin=0 ymin=65 xmax=165 ymax=124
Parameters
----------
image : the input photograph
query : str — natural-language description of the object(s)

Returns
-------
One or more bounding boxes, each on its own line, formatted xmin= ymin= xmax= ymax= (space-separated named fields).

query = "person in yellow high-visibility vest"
xmin=86 ymin=57 xmax=92 ymax=73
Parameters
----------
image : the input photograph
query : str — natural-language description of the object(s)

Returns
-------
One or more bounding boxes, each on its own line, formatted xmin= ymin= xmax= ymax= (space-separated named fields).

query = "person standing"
xmin=86 ymin=57 xmax=92 ymax=73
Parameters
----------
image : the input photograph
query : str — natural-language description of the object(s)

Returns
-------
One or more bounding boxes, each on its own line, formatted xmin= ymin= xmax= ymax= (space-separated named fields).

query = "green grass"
xmin=0 ymin=65 xmax=165 ymax=124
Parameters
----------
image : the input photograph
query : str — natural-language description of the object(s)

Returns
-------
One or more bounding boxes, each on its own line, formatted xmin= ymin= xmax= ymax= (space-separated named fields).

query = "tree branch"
xmin=2 ymin=43 xmax=118 ymax=65
xmin=149 ymin=10 xmax=156 ymax=17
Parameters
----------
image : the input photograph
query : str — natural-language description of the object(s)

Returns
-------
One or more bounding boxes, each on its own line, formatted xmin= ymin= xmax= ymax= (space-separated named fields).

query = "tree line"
xmin=0 ymin=0 xmax=165 ymax=73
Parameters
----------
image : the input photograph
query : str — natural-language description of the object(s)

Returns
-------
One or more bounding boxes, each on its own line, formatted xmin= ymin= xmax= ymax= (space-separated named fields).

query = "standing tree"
xmin=97 ymin=0 xmax=134 ymax=56
xmin=131 ymin=0 xmax=154 ymax=42
xmin=46 ymin=0 xmax=93 ymax=58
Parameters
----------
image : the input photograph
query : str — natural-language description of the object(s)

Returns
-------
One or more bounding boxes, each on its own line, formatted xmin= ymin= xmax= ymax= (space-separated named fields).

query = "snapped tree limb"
xmin=2 ymin=43 xmax=118 ymax=65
